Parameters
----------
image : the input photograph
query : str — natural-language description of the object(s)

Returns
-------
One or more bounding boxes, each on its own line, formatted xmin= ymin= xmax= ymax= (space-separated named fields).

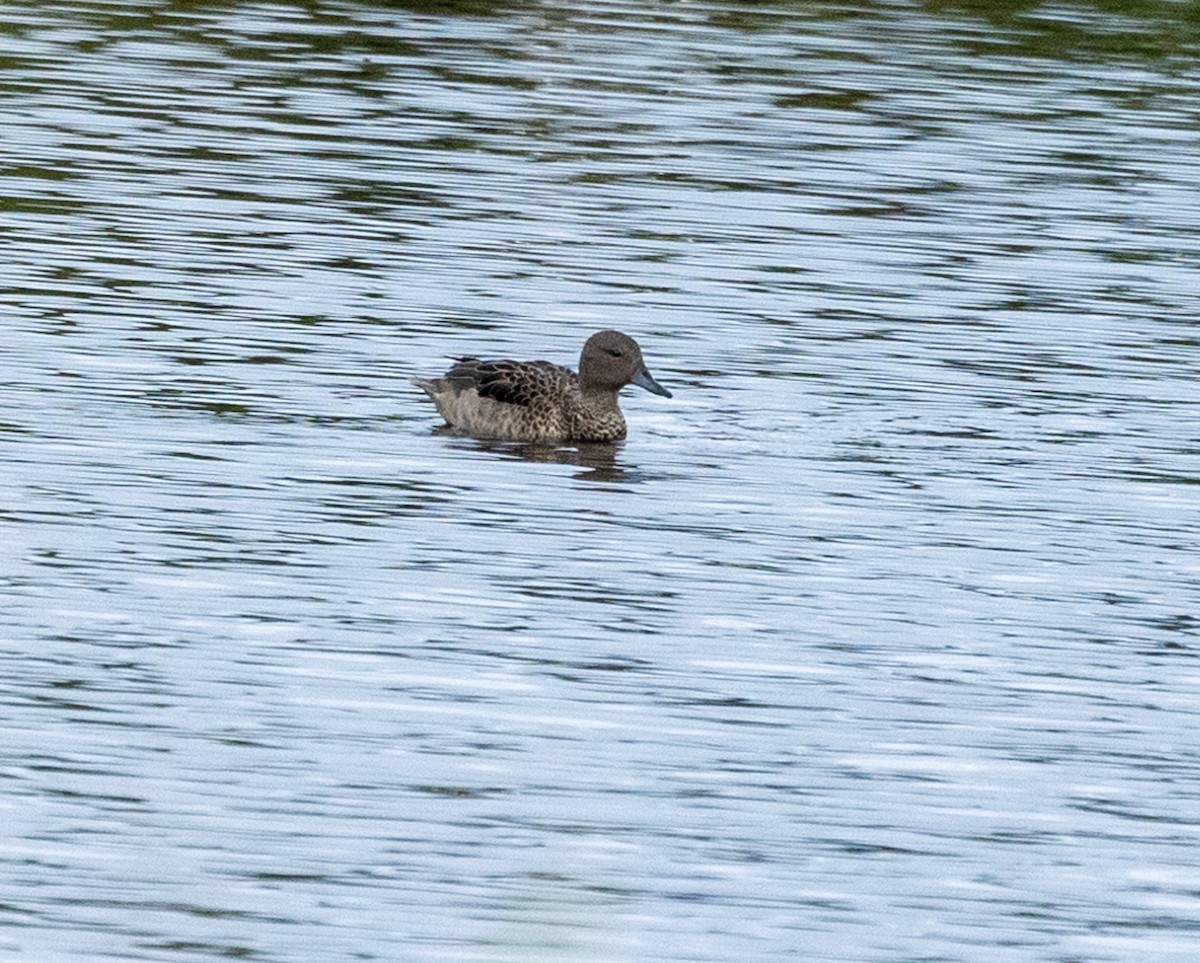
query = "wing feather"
xmin=445 ymin=359 xmax=573 ymax=408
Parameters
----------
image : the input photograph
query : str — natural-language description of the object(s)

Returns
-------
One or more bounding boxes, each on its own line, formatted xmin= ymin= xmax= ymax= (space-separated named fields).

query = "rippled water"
xmin=4 ymin=1 xmax=1200 ymax=961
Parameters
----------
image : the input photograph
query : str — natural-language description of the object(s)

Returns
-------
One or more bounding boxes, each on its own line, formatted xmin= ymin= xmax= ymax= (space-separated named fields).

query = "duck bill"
xmin=631 ymin=365 xmax=672 ymax=398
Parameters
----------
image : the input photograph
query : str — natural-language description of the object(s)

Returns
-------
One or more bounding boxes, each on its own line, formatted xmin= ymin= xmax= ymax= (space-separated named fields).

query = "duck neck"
xmin=580 ymin=384 xmax=620 ymax=408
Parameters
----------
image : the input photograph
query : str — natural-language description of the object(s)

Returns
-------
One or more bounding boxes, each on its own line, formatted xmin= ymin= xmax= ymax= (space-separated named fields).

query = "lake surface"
xmin=3 ymin=1 xmax=1200 ymax=960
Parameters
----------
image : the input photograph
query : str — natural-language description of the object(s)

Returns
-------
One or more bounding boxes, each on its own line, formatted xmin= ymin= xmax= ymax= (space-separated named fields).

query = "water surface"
xmin=3 ymin=1 xmax=1200 ymax=961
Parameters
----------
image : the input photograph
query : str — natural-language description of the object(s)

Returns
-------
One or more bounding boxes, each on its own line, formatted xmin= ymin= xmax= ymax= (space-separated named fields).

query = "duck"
xmin=413 ymin=329 xmax=671 ymax=442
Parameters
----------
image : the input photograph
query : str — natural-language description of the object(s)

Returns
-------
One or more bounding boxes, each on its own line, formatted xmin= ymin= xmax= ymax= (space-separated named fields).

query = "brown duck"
xmin=413 ymin=330 xmax=671 ymax=442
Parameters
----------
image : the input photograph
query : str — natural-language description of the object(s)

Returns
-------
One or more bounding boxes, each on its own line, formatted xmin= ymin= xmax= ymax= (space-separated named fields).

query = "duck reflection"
xmin=435 ymin=428 xmax=631 ymax=481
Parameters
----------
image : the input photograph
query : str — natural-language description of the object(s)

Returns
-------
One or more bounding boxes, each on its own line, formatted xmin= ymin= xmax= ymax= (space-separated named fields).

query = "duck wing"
xmin=445 ymin=359 xmax=573 ymax=408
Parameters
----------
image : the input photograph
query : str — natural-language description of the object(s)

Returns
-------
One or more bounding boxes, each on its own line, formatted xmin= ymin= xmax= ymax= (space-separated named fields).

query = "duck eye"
xmin=605 ymin=348 xmax=623 ymax=357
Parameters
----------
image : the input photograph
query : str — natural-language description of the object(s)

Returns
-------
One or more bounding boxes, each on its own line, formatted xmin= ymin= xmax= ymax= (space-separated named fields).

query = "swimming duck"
xmin=413 ymin=329 xmax=671 ymax=442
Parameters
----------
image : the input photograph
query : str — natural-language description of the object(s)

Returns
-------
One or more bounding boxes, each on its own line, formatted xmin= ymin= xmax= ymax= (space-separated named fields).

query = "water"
xmin=3 ymin=1 xmax=1200 ymax=960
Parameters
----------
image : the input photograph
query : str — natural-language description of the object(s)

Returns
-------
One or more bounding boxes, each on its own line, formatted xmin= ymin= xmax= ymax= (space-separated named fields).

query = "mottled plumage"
xmin=413 ymin=330 xmax=671 ymax=442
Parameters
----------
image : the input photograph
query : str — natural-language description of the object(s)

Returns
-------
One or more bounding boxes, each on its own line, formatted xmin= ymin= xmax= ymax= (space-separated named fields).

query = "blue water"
xmin=3 ymin=1 xmax=1199 ymax=961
